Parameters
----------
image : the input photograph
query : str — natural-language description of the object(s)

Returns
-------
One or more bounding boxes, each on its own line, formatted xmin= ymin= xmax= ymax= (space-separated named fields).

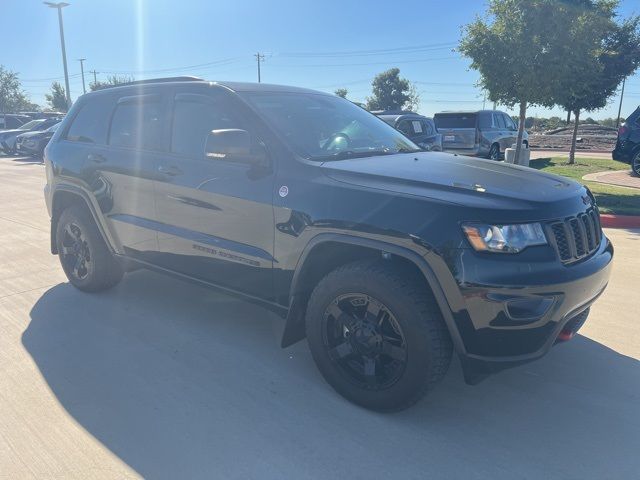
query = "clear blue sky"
xmin=5 ymin=0 xmax=640 ymax=118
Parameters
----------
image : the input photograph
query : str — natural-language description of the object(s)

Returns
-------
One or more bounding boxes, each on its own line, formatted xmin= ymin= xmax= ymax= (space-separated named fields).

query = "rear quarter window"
xmin=65 ymin=96 xmax=113 ymax=144
xmin=434 ymin=113 xmax=477 ymax=129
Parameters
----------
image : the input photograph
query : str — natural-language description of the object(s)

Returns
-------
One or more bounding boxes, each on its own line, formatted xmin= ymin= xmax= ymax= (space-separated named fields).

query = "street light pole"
xmin=78 ymin=58 xmax=86 ymax=94
xmin=44 ymin=2 xmax=71 ymax=109
xmin=616 ymin=77 xmax=626 ymax=128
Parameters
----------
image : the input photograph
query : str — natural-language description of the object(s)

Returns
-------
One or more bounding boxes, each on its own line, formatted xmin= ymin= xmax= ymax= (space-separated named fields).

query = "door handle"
xmin=88 ymin=153 xmax=106 ymax=163
xmin=158 ymin=165 xmax=182 ymax=176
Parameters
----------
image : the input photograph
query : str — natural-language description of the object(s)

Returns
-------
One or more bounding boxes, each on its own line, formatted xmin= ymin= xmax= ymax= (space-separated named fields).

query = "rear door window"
xmin=109 ymin=95 xmax=164 ymax=150
xmin=396 ymin=120 xmax=414 ymax=137
xmin=434 ymin=113 xmax=477 ymax=129
xmin=65 ymin=96 xmax=113 ymax=144
xmin=422 ymin=120 xmax=434 ymax=136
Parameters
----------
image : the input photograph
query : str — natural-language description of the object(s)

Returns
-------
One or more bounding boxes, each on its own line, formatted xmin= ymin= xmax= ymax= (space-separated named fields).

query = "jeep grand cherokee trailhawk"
xmin=44 ymin=77 xmax=612 ymax=411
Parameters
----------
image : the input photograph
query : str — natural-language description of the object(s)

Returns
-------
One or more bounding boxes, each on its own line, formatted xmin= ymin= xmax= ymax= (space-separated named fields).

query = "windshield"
xmin=19 ymin=119 xmax=45 ymax=130
xmin=46 ymin=122 xmax=60 ymax=133
xmin=241 ymin=92 xmax=420 ymax=160
xmin=434 ymin=113 xmax=477 ymax=129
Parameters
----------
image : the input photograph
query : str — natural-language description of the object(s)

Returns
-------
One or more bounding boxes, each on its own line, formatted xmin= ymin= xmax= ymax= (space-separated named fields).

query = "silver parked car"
xmin=374 ymin=111 xmax=443 ymax=151
xmin=434 ymin=110 xmax=528 ymax=160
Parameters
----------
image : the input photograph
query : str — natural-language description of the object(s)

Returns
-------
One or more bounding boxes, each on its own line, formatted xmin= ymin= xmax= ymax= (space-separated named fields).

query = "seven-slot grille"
xmin=547 ymin=209 xmax=601 ymax=264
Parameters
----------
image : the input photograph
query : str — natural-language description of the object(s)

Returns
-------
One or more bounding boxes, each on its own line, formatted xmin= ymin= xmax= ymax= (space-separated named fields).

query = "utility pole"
xmin=482 ymin=91 xmax=487 ymax=110
xmin=90 ymin=70 xmax=98 ymax=87
xmin=44 ymin=2 xmax=72 ymax=109
xmin=254 ymin=52 xmax=265 ymax=83
xmin=616 ymin=77 xmax=626 ymax=128
xmin=78 ymin=58 xmax=86 ymax=94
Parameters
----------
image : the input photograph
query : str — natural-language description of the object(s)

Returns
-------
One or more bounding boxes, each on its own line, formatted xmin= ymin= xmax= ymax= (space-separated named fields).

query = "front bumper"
xmin=612 ymin=139 xmax=635 ymax=161
xmin=449 ymin=236 xmax=613 ymax=383
xmin=16 ymin=141 xmax=41 ymax=155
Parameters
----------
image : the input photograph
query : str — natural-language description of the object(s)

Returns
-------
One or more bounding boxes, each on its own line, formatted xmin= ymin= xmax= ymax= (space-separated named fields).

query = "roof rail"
xmin=120 ymin=76 xmax=204 ymax=86
xmin=370 ymin=109 xmax=416 ymax=115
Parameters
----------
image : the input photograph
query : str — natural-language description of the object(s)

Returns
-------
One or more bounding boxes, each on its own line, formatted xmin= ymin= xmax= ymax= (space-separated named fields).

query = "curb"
xmin=529 ymin=148 xmax=613 ymax=154
xmin=600 ymin=214 xmax=640 ymax=229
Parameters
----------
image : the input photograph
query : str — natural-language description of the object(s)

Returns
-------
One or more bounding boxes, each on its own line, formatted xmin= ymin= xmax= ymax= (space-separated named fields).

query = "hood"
xmin=0 ymin=128 xmax=28 ymax=136
xmin=16 ymin=130 xmax=47 ymax=140
xmin=321 ymin=151 xmax=584 ymax=212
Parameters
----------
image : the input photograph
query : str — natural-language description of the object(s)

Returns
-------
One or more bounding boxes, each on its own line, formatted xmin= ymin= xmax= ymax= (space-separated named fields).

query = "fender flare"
xmin=50 ymin=184 xmax=119 ymax=255
xmin=281 ymin=233 xmax=466 ymax=356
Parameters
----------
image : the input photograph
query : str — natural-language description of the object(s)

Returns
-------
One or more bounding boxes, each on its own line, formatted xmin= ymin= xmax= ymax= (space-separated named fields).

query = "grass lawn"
xmin=529 ymin=156 xmax=640 ymax=216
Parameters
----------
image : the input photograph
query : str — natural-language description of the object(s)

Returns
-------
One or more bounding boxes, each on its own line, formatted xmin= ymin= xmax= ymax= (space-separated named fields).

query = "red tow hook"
xmin=557 ymin=329 xmax=575 ymax=342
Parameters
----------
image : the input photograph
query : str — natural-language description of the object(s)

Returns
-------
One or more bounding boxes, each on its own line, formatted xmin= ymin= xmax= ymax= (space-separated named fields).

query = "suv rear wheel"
xmin=56 ymin=205 xmax=124 ymax=292
xmin=305 ymin=260 xmax=453 ymax=412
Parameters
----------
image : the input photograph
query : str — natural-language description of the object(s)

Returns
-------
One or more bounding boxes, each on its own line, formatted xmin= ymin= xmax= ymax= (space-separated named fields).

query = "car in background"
xmin=0 ymin=118 xmax=59 ymax=155
xmin=612 ymin=106 xmax=640 ymax=176
xmin=15 ymin=122 xmax=60 ymax=157
xmin=373 ymin=111 xmax=442 ymax=151
xmin=0 ymin=114 xmax=30 ymax=130
xmin=434 ymin=110 xmax=528 ymax=160
xmin=18 ymin=111 xmax=65 ymax=121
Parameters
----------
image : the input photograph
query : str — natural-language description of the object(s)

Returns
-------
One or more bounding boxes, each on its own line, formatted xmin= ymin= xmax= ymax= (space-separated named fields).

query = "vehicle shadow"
xmin=23 ymin=271 xmax=640 ymax=479
xmin=11 ymin=155 xmax=43 ymax=164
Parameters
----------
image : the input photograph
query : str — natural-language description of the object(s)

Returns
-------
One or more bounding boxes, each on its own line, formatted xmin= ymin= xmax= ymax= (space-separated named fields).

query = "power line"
xmin=270 ymin=56 xmax=458 ymax=68
xmin=280 ymin=42 xmax=457 ymax=58
xmin=21 ymin=73 xmax=82 ymax=84
xmin=97 ymin=57 xmax=240 ymax=75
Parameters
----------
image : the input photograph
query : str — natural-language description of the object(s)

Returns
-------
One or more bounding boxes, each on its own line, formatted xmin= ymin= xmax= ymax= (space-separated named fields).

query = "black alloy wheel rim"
xmin=633 ymin=153 xmax=640 ymax=176
xmin=490 ymin=145 xmax=499 ymax=160
xmin=322 ymin=293 xmax=408 ymax=390
xmin=60 ymin=222 xmax=92 ymax=280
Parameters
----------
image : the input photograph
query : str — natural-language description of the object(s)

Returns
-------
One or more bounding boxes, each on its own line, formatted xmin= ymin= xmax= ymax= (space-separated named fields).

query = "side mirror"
xmin=205 ymin=129 xmax=267 ymax=166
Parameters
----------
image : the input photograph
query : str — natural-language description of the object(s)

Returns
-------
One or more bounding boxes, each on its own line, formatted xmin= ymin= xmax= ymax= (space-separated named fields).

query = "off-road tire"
xmin=56 ymin=205 xmax=123 ymax=292
xmin=632 ymin=151 xmax=640 ymax=177
xmin=305 ymin=260 xmax=453 ymax=412
xmin=489 ymin=143 xmax=500 ymax=161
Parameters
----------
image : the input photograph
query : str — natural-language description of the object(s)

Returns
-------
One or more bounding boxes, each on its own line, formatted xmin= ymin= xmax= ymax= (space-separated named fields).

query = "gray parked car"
xmin=374 ymin=111 xmax=442 ymax=151
xmin=434 ymin=110 xmax=528 ymax=160
xmin=0 ymin=118 xmax=59 ymax=155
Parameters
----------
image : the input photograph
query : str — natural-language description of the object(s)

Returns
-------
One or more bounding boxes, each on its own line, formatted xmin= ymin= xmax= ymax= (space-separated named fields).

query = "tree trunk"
xmin=566 ymin=109 xmax=571 ymax=125
xmin=514 ymin=100 xmax=527 ymax=165
xmin=569 ymin=109 xmax=580 ymax=165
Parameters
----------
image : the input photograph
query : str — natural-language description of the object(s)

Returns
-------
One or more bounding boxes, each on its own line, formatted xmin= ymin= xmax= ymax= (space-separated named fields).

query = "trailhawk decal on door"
xmin=110 ymin=213 xmax=275 ymax=265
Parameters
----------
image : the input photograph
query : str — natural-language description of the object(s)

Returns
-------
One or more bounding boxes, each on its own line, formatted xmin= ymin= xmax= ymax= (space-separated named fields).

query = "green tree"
xmin=334 ymin=88 xmax=348 ymax=98
xmin=0 ymin=66 xmax=34 ymax=113
xmin=45 ymin=82 xmax=68 ymax=112
xmin=554 ymin=3 xmax=640 ymax=163
xmin=459 ymin=0 xmax=580 ymax=164
xmin=365 ymin=68 xmax=420 ymax=112
xmin=89 ymin=75 xmax=134 ymax=91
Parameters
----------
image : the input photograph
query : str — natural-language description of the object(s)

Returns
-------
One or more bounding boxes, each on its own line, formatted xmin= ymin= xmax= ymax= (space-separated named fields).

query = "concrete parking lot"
xmin=0 ymin=155 xmax=638 ymax=479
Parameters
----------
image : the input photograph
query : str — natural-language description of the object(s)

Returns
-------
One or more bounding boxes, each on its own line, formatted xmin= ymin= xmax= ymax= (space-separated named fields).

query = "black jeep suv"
xmin=612 ymin=105 xmax=640 ymax=176
xmin=44 ymin=77 xmax=613 ymax=411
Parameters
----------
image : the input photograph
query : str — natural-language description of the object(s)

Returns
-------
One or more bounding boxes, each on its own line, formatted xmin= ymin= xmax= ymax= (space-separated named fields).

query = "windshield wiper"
xmin=396 ymin=147 xmax=422 ymax=153
xmin=316 ymin=149 xmax=398 ymax=162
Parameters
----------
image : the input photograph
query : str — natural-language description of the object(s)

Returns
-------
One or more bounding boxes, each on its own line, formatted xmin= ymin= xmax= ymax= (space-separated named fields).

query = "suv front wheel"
xmin=305 ymin=260 xmax=453 ymax=411
xmin=56 ymin=205 xmax=124 ymax=292
xmin=632 ymin=151 xmax=640 ymax=177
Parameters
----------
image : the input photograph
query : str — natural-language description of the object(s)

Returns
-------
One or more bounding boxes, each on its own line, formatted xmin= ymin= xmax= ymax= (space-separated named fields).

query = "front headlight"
xmin=462 ymin=222 xmax=547 ymax=253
